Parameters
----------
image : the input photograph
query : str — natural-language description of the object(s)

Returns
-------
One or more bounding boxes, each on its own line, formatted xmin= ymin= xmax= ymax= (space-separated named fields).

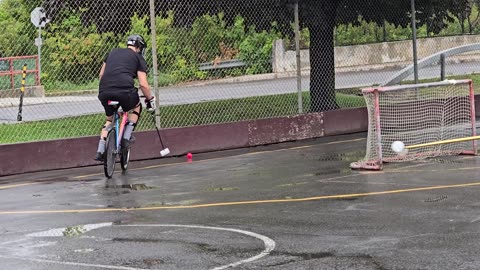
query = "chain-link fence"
xmin=1 ymin=0 xmax=480 ymax=145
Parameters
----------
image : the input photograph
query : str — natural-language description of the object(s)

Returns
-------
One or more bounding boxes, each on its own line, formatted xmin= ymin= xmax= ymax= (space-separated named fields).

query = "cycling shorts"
xmin=98 ymin=90 xmax=140 ymax=117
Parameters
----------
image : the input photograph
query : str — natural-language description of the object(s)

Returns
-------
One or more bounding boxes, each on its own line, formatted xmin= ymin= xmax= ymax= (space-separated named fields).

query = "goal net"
xmin=351 ymin=79 xmax=476 ymax=170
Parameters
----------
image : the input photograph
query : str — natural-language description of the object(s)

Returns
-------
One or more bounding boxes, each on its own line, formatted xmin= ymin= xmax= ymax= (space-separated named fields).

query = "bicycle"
xmin=103 ymin=100 xmax=132 ymax=178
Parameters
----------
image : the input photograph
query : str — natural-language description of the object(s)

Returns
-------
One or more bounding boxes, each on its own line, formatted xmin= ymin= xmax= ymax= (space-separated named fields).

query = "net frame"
xmin=351 ymin=79 xmax=477 ymax=170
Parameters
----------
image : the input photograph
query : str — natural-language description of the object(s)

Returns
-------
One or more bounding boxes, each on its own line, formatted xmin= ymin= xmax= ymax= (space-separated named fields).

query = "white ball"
xmin=391 ymin=141 xmax=405 ymax=153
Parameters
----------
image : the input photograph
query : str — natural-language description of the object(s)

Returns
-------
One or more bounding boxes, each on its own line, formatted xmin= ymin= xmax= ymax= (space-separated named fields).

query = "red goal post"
xmin=351 ymin=79 xmax=476 ymax=170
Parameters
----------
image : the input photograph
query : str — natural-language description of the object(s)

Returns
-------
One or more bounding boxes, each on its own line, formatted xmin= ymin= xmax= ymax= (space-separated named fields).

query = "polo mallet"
xmin=391 ymin=135 xmax=480 ymax=155
xmin=141 ymin=95 xmax=170 ymax=156
xmin=146 ymin=103 xmax=170 ymax=156
xmin=17 ymin=64 xmax=27 ymax=121
xmin=150 ymin=113 xmax=170 ymax=156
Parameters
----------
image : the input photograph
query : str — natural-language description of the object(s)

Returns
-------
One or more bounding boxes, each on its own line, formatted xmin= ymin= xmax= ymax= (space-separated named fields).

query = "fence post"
xmin=410 ymin=0 xmax=419 ymax=84
xmin=149 ymin=0 xmax=161 ymax=127
xmin=35 ymin=55 xmax=40 ymax=85
xmin=9 ymin=58 xmax=14 ymax=89
xmin=294 ymin=1 xmax=303 ymax=114
xmin=440 ymin=53 xmax=445 ymax=81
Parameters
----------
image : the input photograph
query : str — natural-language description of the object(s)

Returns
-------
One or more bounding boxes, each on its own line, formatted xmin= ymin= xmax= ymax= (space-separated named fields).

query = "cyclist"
xmin=94 ymin=34 xmax=155 ymax=161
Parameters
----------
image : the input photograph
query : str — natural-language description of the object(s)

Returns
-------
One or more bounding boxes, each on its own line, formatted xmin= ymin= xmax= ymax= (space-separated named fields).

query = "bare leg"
xmin=128 ymin=103 xmax=141 ymax=123
xmin=123 ymin=103 xmax=141 ymax=141
xmin=95 ymin=116 xmax=113 ymax=160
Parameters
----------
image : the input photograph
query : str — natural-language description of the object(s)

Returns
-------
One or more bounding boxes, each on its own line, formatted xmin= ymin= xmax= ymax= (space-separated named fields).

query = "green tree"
xmin=299 ymin=0 xmax=471 ymax=112
xmin=42 ymin=11 xmax=118 ymax=86
xmin=0 ymin=0 xmax=37 ymax=57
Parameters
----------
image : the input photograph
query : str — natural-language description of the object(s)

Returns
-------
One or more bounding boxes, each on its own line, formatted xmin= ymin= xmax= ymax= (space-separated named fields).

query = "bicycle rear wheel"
xmin=103 ymin=130 xmax=117 ymax=178
xmin=120 ymin=138 xmax=131 ymax=171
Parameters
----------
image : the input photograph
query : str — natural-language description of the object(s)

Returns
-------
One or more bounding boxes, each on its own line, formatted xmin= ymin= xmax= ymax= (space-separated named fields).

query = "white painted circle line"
xmin=15 ymin=223 xmax=275 ymax=270
xmin=119 ymin=224 xmax=276 ymax=270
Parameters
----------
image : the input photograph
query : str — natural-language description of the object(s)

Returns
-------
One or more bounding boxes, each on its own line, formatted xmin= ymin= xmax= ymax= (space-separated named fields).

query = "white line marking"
xmin=471 ymin=216 xmax=480 ymax=223
xmin=8 ymin=223 xmax=275 ymax=270
xmin=120 ymin=224 xmax=276 ymax=270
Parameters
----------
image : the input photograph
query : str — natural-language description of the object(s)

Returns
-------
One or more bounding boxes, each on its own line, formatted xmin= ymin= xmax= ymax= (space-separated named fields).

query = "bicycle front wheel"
xmin=120 ymin=138 xmax=131 ymax=171
xmin=104 ymin=130 xmax=117 ymax=178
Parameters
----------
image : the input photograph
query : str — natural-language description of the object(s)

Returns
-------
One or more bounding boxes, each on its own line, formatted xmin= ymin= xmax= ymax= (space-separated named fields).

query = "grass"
xmin=0 ymin=72 xmax=37 ymax=90
xmin=0 ymin=92 xmax=365 ymax=144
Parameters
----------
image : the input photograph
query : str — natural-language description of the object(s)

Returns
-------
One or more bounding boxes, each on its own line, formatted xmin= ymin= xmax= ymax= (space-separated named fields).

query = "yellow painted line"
xmin=73 ymin=137 xmax=366 ymax=179
xmin=1 ymin=181 xmax=479 ymax=215
xmin=390 ymin=166 xmax=480 ymax=173
xmin=0 ymin=182 xmax=40 ymax=190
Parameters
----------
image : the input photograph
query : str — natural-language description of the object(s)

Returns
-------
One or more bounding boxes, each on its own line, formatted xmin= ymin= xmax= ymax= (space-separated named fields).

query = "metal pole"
xmin=411 ymin=0 xmax=418 ymax=84
xmin=440 ymin=54 xmax=445 ymax=81
xmin=37 ymin=26 xmax=42 ymax=84
xmin=294 ymin=1 xmax=303 ymax=113
xmin=149 ymin=0 xmax=161 ymax=127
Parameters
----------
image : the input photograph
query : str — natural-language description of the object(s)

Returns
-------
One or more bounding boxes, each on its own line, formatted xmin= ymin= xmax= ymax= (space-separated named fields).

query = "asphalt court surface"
xmin=1 ymin=133 xmax=480 ymax=269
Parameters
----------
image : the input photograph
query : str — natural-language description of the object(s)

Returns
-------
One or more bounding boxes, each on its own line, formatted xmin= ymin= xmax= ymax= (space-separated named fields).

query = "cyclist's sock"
xmin=97 ymin=138 xmax=106 ymax=154
xmin=123 ymin=122 xmax=136 ymax=141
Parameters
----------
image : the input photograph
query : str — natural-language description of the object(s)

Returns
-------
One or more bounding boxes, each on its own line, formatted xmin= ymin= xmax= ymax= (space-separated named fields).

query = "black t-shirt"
xmin=99 ymin=48 xmax=148 ymax=92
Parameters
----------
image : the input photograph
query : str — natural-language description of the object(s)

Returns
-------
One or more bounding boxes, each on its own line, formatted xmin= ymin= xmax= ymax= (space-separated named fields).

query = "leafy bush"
xmin=191 ymin=13 xmax=228 ymax=62
xmin=238 ymin=23 xmax=282 ymax=74
xmin=0 ymin=0 xmax=37 ymax=58
xmin=42 ymin=12 xmax=118 ymax=89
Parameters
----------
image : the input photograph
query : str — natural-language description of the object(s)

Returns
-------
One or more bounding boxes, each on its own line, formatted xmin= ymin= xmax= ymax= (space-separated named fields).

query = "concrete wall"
xmin=0 ymin=86 xmax=45 ymax=98
xmin=0 ymin=108 xmax=368 ymax=176
xmin=272 ymin=35 xmax=480 ymax=73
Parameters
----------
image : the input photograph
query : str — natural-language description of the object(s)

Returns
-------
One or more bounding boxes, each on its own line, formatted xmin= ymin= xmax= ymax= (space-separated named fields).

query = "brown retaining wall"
xmin=0 ymin=107 xmax=368 ymax=176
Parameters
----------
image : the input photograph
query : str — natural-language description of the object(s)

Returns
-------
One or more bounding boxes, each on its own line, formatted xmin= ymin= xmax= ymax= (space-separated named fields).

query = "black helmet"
xmin=127 ymin=34 xmax=146 ymax=56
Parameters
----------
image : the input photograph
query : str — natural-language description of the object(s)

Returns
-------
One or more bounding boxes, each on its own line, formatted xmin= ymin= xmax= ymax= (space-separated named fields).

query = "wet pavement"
xmin=1 ymin=133 xmax=480 ymax=269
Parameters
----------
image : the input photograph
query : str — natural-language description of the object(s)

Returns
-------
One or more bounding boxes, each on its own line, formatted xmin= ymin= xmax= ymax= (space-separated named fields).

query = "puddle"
xmin=106 ymin=183 xmax=157 ymax=191
xmin=112 ymin=238 xmax=163 ymax=243
xmin=34 ymin=177 xmax=69 ymax=184
xmin=204 ymin=187 xmax=239 ymax=192
xmin=314 ymin=168 xmax=353 ymax=176
xmin=332 ymin=197 xmax=359 ymax=201
xmin=428 ymin=158 xmax=461 ymax=164
xmin=272 ymin=251 xmax=334 ymax=260
xmin=143 ymin=259 xmax=165 ymax=267
xmin=277 ymin=182 xmax=308 ymax=187
xmin=317 ymin=151 xmax=365 ymax=162
xmin=74 ymin=178 xmax=103 ymax=182
xmin=424 ymin=195 xmax=448 ymax=203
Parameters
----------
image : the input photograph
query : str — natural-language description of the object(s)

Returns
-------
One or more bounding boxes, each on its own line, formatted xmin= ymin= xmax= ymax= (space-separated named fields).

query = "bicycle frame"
xmin=115 ymin=110 xmax=129 ymax=152
xmin=104 ymin=101 xmax=133 ymax=178
xmin=107 ymin=101 xmax=129 ymax=153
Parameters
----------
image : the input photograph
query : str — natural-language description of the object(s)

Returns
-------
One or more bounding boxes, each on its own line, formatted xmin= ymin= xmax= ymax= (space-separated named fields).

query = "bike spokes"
xmin=120 ymin=138 xmax=131 ymax=171
xmin=104 ymin=130 xmax=117 ymax=178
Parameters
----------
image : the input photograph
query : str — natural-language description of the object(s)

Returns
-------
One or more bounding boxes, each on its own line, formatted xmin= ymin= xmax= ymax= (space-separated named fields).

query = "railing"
xmin=0 ymin=55 xmax=40 ymax=89
xmin=198 ymin=59 xmax=247 ymax=71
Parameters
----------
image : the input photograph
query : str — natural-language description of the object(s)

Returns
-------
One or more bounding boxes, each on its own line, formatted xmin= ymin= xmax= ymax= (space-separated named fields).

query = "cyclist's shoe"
xmin=122 ymin=136 xmax=136 ymax=149
xmin=94 ymin=152 xmax=104 ymax=161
